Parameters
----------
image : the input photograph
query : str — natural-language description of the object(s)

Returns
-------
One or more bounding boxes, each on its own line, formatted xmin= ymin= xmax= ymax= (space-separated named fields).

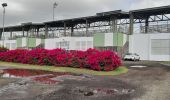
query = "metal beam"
xmin=145 ymin=16 xmax=149 ymax=33
xmin=86 ymin=20 xmax=89 ymax=36
xmin=22 ymin=27 xmax=25 ymax=36
xmin=111 ymin=17 xmax=117 ymax=32
xmin=45 ymin=25 xmax=48 ymax=38
xmin=0 ymin=30 xmax=2 ymax=40
xmin=129 ymin=13 xmax=134 ymax=35
xmin=10 ymin=30 xmax=12 ymax=39
xmin=64 ymin=22 xmax=66 ymax=36
xmin=26 ymin=31 xmax=29 ymax=37
xmin=37 ymin=27 xmax=39 ymax=37
xmin=71 ymin=24 xmax=74 ymax=36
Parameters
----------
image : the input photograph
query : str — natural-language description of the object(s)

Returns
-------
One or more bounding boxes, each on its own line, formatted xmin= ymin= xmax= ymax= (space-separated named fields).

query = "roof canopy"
xmin=1 ymin=5 xmax=170 ymax=32
xmin=131 ymin=5 xmax=170 ymax=18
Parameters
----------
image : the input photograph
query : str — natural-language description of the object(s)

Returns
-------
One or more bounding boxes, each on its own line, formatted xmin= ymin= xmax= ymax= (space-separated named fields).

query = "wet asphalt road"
xmin=0 ymin=61 xmax=170 ymax=100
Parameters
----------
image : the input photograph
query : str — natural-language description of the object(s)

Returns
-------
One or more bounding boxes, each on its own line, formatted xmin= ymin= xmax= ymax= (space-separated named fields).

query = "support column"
xmin=145 ymin=16 xmax=149 ymax=33
xmin=45 ymin=25 xmax=49 ymax=38
xmin=29 ymin=25 xmax=33 ymax=37
xmin=22 ymin=27 xmax=25 ymax=37
xmin=37 ymin=27 xmax=39 ymax=37
xmin=52 ymin=28 xmax=55 ymax=38
xmin=64 ymin=22 xmax=66 ymax=36
xmin=33 ymin=27 xmax=36 ymax=36
xmin=0 ymin=30 xmax=2 ymax=40
xmin=27 ymin=31 xmax=29 ymax=37
xmin=111 ymin=17 xmax=117 ymax=33
xmin=27 ymin=26 xmax=31 ymax=37
xmin=10 ymin=30 xmax=12 ymax=39
xmin=71 ymin=25 xmax=74 ymax=36
xmin=86 ymin=20 xmax=89 ymax=36
xmin=129 ymin=12 xmax=134 ymax=35
xmin=128 ymin=12 xmax=134 ymax=54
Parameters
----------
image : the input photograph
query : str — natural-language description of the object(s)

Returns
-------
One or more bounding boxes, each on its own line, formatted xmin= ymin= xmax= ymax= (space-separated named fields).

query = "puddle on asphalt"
xmin=130 ymin=65 xmax=147 ymax=68
xmin=70 ymin=87 xmax=135 ymax=96
xmin=0 ymin=69 xmax=88 ymax=84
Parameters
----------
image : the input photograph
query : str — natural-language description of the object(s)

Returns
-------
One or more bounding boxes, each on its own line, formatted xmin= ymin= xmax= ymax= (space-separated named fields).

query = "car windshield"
xmin=126 ymin=53 xmax=133 ymax=55
xmin=126 ymin=53 xmax=139 ymax=56
xmin=134 ymin=53 xmax=139 ymax=56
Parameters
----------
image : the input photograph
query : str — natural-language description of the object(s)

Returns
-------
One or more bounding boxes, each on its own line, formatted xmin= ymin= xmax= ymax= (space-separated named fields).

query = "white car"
xmin=123 ymin=53 xmax=140 ymax=61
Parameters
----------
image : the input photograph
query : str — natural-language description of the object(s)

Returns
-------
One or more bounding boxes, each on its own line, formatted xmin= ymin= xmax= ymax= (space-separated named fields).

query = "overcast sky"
xmin=0 ymin=0 xmax=170 ymax=27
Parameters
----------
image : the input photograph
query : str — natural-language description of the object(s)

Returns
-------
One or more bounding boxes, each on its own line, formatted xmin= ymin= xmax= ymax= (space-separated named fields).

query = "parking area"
xmin=121 ymin=61 xmax=170 ymax=100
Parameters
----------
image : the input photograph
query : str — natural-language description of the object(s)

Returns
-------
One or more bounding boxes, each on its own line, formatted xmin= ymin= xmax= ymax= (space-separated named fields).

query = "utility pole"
xmin=2 ymin=3 xmax=7 ymax=47
xmin=53 ymin=2 xmax=58 ymax=21
xmin=52 ymin=2 xmax=58 ymax=38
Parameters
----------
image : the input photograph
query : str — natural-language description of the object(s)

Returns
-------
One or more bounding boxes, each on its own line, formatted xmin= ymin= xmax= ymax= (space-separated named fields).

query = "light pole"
xmin=2 ymin=3 xmax=7 ymax=47
xmin=53 ymin=2 xmax=58 ymax=21
xmin=52 ymin=2 xmax=58 ymax=38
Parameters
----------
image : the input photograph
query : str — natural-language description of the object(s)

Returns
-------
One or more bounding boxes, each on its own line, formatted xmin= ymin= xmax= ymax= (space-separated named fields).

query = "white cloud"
xmin=129 ymin=0 xmax=170 ymax=10
xmin=0 ymin=0 xmax=170 ymax=26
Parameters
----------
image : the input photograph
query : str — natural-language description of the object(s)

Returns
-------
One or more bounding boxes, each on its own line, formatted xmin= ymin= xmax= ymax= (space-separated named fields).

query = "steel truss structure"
xmin=1 ymin=5 xmax=170 ymax=39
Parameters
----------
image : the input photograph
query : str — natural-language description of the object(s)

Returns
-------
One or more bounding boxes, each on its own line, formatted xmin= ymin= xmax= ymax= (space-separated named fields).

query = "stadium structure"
xmin=0 ymin=6 xmax=170 ymax=61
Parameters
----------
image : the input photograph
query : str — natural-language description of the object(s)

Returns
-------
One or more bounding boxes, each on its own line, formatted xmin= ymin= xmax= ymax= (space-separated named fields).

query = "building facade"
xmin=129 ymin=33 xmax=170 ymax=61
xmin=0 ymin=6 xmax=170 ymax=61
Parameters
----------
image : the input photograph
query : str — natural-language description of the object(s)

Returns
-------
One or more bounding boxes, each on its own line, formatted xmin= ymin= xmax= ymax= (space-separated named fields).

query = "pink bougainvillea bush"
xmin=0 ymin=48 xmax=122 ymax=71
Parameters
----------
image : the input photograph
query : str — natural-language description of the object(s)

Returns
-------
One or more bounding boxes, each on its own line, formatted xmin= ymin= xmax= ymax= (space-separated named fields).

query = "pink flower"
xmin=0 ymin=48 xmax=121 ymax=71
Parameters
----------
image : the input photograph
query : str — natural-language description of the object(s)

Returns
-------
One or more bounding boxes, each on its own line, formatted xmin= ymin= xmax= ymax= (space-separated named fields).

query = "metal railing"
xmin=140 ymin=24 xmax=170 ymax=33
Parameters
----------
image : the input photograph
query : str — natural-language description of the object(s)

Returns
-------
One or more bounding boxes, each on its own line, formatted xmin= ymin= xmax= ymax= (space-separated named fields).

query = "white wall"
xmin=0 ymin=40 xmax=16 ymax=50
xmin=22 ymin=37 xmax=27 ymax=47
xmin=19 ymin=38 xmax=42 ymax=47
xmin=123 ymin=34 xmax=128 ymax=45
xmin=105 ymin=33 xmax=113 ymax=46
xmin=129 ymin=34 xmax=150 ymax=60
xmin=129 ymin=33 xmax=170 ymax=61
xmin=36 ymin=39 xmax=42 ymax=46
xmin=149 ymin=33 xmax=170 ymax=61
xmin=45 ymin=37 xmax=93 ymax=51
xmin=45 ymin=39 xmax=56 ymax=49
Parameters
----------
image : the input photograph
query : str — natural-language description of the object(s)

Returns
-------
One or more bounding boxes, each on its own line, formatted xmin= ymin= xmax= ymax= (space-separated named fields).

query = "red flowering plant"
xmin=86 ymin=49 xmax=121 ymax=71
xmin=99 ymin=50 xmax=121 ymax=71
xmin=0 ymin=48 xmax=122 ymax=71
xmin=0 ymin=49 xmax=27 ymax=62
xmin=69 ymin=50 xmax=87 ymax=68
xmin=23 ymin=49 xmax=50 ymax=65
xmin=47 ymin=49 xmax=71 ymax=66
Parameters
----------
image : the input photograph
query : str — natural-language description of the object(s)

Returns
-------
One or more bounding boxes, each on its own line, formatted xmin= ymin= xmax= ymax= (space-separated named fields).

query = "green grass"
xmin=160 ymin=61 xmax=170 ymax=64
xmin=0 ymin=61 xmax=128 ymax=76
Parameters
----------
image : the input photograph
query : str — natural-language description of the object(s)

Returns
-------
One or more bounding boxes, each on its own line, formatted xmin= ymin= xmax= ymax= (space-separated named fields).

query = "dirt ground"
xmin=0 ymin=61 xmax=170 ymax=100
